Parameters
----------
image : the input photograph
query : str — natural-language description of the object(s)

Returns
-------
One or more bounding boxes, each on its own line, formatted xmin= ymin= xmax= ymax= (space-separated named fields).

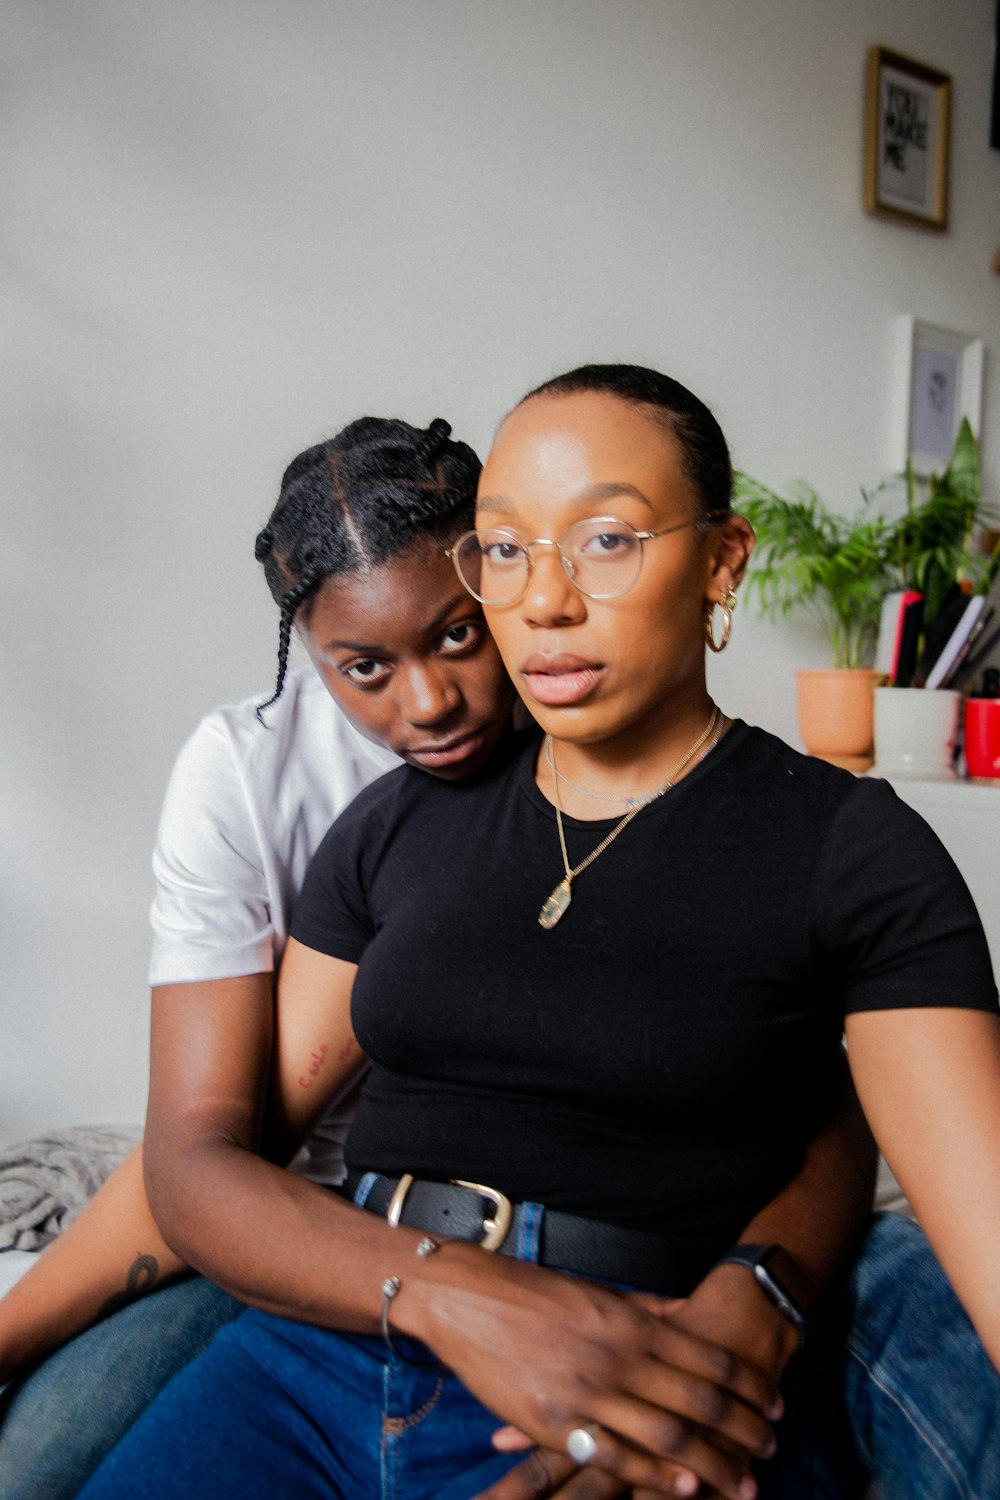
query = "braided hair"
xmin=521 ymin=364 xmax=732 ymax=523
xmin=254 ymin=416 xmax=480 ymax=718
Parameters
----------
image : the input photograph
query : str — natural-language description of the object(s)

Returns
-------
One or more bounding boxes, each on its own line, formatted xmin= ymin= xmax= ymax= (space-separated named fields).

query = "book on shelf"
xmin=875 ymin=590 xmax=924 ymax=685
xmin=924 ymin=594 xmax=988 ymax=689
xmin=951 ymin=567 xmax=1000 ymax=690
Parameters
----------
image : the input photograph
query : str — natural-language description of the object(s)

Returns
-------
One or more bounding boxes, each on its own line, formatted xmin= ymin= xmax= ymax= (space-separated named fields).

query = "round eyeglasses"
xmin=447 ymin=515 xmax=704 ymax=606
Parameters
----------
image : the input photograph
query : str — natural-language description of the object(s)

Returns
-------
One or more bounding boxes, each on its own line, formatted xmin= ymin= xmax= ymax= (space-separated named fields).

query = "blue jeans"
xmin=0 ymin=1274 xmax=243 ymax=1499
xmin=78 ymin=1316 xmax=521 ymax=1500
xmin=837 ymin=1211 xmax=999 ymax=1496
xmin=71 ymin=1211 xmax=1000 ymax=1500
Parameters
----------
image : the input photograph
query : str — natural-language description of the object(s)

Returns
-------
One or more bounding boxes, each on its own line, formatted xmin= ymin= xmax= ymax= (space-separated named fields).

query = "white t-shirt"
xmin=149 ymin=665 xmax=399 ymax=1183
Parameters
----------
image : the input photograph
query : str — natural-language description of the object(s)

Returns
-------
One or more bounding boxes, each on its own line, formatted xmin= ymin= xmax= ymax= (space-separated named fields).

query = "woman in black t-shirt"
xmin=79 ymin=368 xmax=1000 ymax=1500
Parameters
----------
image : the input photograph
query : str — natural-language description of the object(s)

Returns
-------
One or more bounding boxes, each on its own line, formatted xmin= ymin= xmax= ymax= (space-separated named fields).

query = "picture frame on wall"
xmin=890 ymin=316 xmax=983 ymax=475
xmin=865 ymin=47 xmax=951 ymax=230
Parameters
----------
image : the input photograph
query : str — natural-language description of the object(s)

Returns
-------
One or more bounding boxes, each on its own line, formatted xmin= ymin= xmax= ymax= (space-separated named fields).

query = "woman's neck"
xmin=535 ymin=696 xmax=727 ymax=820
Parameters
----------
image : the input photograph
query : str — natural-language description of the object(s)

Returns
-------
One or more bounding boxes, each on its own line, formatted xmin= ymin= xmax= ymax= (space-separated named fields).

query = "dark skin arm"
xmin=478 ymin=1052 xmax=877 ymax=1500
xmin=144 ymin=940 xmax=783 ymax=1500
xmin=0 ymin=988 xmax=869 ymax=1500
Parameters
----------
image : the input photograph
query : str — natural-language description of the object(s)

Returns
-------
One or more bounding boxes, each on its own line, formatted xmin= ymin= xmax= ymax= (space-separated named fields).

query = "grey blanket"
xmin=0 ymin=1125 xmax=142 ymax=1251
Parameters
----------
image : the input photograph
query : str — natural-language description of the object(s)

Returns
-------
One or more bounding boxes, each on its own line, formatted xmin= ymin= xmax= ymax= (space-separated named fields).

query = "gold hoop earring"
xmin=705 ymin=589 xmax=737 ymax=653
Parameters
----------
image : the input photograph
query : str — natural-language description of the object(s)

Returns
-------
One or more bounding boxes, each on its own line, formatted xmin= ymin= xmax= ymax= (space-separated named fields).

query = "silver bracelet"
xmin=380 ymin=1236 xmax=444 ymax=1360
xmin=380 ymin=1274 xmax=403 ymax=1350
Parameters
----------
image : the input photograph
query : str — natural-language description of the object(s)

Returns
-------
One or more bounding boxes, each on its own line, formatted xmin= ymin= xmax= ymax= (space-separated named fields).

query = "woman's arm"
xmin=0 ymin=972 xmax=279 ymax=1388
xmin=478 ymin=1052 xmax=878 ymax=1500
xmin=0 ymin=941 xmax=370 ymax=1389
xmin=0 ymin=1145 xmax=185 ymax=1387
xmin=846 ymin=1005 xmax=1000 ymax=1372
xmin=144 ymin=937 xmax=781 ymax=1500
xmin=669 ymin=1049 xmax=876 ymax=1372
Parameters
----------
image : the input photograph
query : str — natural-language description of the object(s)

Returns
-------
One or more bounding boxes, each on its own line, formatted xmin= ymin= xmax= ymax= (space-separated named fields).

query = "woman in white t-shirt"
xmin=0 ymin=415 xmax=514 ymax=1496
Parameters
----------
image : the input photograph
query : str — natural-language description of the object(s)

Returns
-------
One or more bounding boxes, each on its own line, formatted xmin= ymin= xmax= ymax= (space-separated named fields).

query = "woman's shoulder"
xmin=715 ymin=719 xmax=877 ymax=809
xmin=724 ymin=720 xmax=854 ymax=782
xmin=721 ymin=723 xmax=994 ymax=1003
xmin=710 ymin=720 xmax=938 ymax=864
xmin=732 ymin=721 xmax=918 ymax=809
xmin=727 ymin=724 xmax=982 ymax=905
xmin=191 ymin=667 xmax=395 ymax=769
xmin=312 ymin=724 xmax=537 ymax=864
xmin=164 ymin=666 xmax=398 ymax=820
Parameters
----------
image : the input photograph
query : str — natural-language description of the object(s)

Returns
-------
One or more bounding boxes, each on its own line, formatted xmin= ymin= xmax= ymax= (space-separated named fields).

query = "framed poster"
xmin=865 ymin=48 xmax=951 ymax=230
xmin=890 ymin=316 xmax=983 ymax=474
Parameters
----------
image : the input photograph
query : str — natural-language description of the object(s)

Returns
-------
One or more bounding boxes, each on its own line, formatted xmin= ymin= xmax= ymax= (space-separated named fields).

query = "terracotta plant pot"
xmin=795 ymin=669 xmax=883 ymax=772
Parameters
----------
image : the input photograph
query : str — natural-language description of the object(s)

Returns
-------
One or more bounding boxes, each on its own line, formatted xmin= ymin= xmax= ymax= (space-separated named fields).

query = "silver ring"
xmin=565 ymin=1424 xmax=599 ymax=1464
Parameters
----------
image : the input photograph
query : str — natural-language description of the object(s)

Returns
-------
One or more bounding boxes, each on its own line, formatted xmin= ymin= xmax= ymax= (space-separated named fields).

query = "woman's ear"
xmin=706 ymin=514 xmax=755 ymax=599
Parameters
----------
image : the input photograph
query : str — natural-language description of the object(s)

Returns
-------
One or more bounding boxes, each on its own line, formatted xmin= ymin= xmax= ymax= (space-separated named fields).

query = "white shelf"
xmin=886 ymin=778 xmax=1000 ymax=970
xmin=882 ymin=776 xmax=1000 ymax=807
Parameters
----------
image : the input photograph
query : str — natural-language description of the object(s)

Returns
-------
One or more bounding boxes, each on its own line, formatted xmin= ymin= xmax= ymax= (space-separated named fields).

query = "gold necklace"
xmin=543 ymin=738 xmax=648 ymax=807
xmin=538 ymin=705 xmax=721 ymax=931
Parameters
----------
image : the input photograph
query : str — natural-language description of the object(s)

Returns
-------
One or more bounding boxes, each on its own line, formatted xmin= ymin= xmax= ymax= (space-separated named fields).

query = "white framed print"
xmin=890 ymin=316 xmax=983 ymax=475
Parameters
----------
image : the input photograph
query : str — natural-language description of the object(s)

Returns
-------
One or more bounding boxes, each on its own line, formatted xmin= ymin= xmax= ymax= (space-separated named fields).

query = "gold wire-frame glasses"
xmin=447 ymin=515 xmax=708 ymax=606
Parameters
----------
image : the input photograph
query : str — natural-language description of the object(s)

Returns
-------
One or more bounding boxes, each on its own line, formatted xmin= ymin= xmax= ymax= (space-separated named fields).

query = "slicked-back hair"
xmin=254 ymin=416 xmax=480 ymax=717
xmin=520 ymin=364 xmax=732 ymax=522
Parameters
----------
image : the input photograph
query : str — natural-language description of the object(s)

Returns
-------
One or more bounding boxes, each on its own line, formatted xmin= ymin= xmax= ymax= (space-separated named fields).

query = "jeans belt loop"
xmin=385 ymin=1172 xmax=415 ymax=1228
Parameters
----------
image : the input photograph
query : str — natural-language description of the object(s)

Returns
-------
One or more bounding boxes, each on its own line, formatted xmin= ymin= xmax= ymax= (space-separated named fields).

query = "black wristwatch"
xmin=716 ymin=1243 xmax=808 ymax=1341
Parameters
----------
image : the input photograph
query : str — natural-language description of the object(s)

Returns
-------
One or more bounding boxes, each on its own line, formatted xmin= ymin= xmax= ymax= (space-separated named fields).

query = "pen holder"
xmin=964 ymin=698 xmax=1000 ymax=782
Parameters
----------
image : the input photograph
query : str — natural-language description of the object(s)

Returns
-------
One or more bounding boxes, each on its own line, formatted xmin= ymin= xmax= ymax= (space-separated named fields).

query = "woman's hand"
xmin=468 ymin=1057 xmax=874 ymax=1500
xmin=471 ymin=1262 xmax=800 ymax=1500
xmin=642 ymin=1262 xmax=800 ymax=1389
xmin=401 ymin=1244 xmax=780 ymax=1500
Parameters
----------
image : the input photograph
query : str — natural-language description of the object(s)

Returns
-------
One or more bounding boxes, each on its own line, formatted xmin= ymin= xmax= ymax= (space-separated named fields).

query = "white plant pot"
xmin=870 ymin=687 xmax=959 ymax=781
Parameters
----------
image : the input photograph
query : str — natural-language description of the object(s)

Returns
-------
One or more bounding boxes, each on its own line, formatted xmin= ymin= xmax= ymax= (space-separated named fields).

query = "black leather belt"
xmin=344 ymin=1171 xmax=712 ymax=1297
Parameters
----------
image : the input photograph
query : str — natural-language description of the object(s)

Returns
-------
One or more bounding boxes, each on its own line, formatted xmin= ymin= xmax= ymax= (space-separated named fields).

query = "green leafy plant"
xmin=890 ymin=419 xmax=999 ymax=624
xmin=733 ymin=476 xmax=894 ymax=669
xmin=735 ymin=419 xmax=998 ymax=670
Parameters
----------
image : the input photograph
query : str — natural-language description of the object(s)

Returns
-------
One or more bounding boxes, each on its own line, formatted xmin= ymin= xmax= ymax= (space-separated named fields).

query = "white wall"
xmin=4 ymin=0 xmax=999 ymax=1139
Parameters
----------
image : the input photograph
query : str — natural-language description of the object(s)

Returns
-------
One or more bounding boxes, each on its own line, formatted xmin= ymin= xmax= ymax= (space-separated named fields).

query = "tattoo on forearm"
xmin=97 ymin=1254 xmax=160 ymax=1320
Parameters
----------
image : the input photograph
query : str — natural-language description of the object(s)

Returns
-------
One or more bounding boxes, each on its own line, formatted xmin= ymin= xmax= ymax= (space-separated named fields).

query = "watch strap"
xmin=717 ymin=1243 xmax=808 ymax=1341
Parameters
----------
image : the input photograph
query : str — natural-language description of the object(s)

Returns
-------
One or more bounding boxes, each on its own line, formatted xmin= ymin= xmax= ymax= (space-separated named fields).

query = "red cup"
xmin=964 ymin=698 xmax=1000 ymax=780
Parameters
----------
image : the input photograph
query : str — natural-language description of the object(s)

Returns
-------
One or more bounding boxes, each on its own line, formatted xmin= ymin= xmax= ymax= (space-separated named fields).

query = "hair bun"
xmin=254 ymin=525 xmax=274 ymax=562
xmin=421 ymin=417 xmax=452 ymax=463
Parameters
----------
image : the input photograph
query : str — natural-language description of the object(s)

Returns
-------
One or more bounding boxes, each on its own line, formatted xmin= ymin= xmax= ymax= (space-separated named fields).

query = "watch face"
xmin=724 ymin=1245 xmax=806 ymax=1333
xmin=727 ymin=1244 xmax=773 ymax=1271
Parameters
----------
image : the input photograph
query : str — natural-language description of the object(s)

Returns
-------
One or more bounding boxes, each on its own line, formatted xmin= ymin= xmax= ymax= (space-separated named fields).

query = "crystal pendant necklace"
xmin=538 ymin=705 xmax=721 ymax=931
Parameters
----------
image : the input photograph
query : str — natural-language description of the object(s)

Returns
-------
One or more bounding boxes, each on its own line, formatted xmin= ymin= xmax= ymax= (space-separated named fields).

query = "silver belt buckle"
xmin=384 ymin=1172 xmax=512 ymax=1252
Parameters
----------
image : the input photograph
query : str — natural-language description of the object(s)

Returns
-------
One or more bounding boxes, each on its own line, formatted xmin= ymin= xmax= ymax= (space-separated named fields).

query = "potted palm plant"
xmin=888 ymin=419 xmax=998 ymax=631
xmin=732 ymin=476 xmax=892 ymax=768
xmin=734 ymin=419 xmax=998 ymax=771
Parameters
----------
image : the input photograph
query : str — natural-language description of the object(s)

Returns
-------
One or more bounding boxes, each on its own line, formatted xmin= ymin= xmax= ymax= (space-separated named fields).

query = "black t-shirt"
xmin=291 ymin=723 xmax=997 ymax=1255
